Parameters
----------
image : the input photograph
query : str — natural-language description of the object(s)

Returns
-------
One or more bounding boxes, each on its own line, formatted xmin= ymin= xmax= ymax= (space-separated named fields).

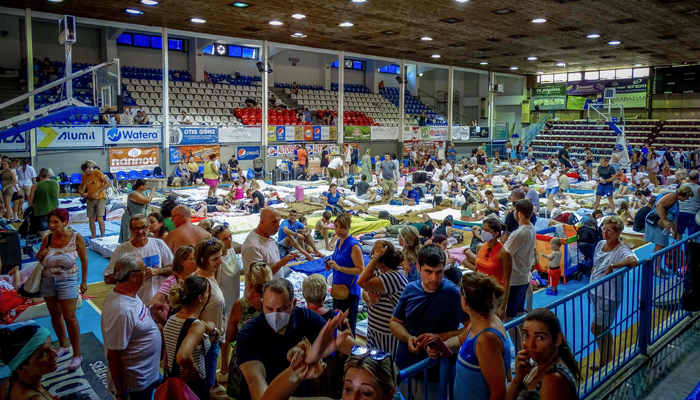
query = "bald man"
xmin=164 ymin=205 xmax=211 ymax=253
xmin=241 ymin=208 xmax=298 ymax=287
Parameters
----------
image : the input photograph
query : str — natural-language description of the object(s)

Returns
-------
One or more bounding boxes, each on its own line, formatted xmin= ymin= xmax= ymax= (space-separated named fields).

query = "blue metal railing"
xmin=523 ymin=109 xmax=553 ymax=150
xmin=397 ymin=231 xmax=700 ymax=399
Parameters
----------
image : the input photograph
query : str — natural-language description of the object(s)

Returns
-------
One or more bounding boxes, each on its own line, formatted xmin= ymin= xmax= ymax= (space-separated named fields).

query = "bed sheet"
xmin=367 ymin=203 xmax=433 ymax=215
xmin=70 ymin=221 xmax=122 ymax=242
xmin=306 ymin=215 xmax=389 ymax=236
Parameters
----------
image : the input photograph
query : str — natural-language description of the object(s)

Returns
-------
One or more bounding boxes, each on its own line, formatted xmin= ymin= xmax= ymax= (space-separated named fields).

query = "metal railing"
xmin=523 ymin=109 xmax=553 ymax=150
xmin=397 ymin=231 xmax=700 ymax=399
xmin=416 ymin=89 xmax=472 ymax=126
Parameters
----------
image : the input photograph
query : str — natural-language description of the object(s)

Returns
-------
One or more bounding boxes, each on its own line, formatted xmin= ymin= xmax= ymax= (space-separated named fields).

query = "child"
xmin=400 ymin=182 xmax=420 ymax=206
xmin=314 ymin=211 xmax=336 ymax=251
xmin=616 ymin=201 xmax=633 ymax=225
xmin=528 ymin=146 xmax=535 ymax=163
xmin=541 ymin=237 xmax=562 ymax=295
xmin=227 ymin=179 xmax=246 ymax=203
xmin=661 ymin=160 xmax=671 ymax=185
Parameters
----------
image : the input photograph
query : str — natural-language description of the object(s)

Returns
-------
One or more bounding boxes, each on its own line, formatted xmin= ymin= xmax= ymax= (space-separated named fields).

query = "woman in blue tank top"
xmin=426 ymin=272 xmax=511 ymax=400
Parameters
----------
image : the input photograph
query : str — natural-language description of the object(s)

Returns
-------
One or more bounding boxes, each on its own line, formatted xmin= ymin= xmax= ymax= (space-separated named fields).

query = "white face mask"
xmin=481 ymin=231 xmax=494 ymax=242
xmin=265 ymin=311 xmax=291 ymax=332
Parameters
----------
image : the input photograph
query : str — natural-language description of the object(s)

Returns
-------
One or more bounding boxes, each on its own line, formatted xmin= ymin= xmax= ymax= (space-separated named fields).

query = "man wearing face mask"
xmin=236 ymin=278 xmax=361 ymax=400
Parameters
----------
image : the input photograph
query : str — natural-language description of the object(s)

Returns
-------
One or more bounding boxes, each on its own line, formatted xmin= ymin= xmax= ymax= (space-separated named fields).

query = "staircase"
xmin=0 ymin=77 xmax=27 ymax=121
xmin=269 ymin=86 xmax=322 ymax=124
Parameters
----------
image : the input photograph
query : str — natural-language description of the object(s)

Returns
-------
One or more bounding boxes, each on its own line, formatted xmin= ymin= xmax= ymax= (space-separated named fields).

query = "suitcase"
xmin=281 ymin=171 xmax=290 ymax=181
xmin=272 ymin=167 xmax=281 ymax=185
xmin=292 ymin=167 xmax=304 ymax=181
xmin=295 ymin=186 xmax=305 ymax=202
xmin=0 ymin=229 xmax=21 ymax=273
xmin=413 ymin=171 xmax=427 ymax=184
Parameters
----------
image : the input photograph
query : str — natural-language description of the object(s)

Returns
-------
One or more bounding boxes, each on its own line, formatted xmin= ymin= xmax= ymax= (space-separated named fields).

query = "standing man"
xmin=164 ymin=205 xmax=211 ymax=253
xmin=79 ymin=161 xmax=111 ymax=239
xmin=296 ymin=145 xmax=307 ymax=178
xmin=27 ymin=168 xmax=59 ymax=236
xmin=558 ymin=144 xmax=572 ymax=169
xmin=447 ymin=143 xmax=457 ymax=162
xmin=592 ymin=157 xmax=617 ymax=214
xmin=678 ymin=171 xmax=700 ymax=236
xmin=380 ymin=153 xmax=399 ymax=203
xmin=227 ymin=154 xmax=239 ymax=181
xmin=102 ymin=253 xmax=162 ymax=400
xmin=241 ymin=208 xmax=298 ymax=282
xmin=326 ymin=156 xmax=344 ymax=185
xmin=521 ymin=182 xmax=541 ymax=216
xmin=516 ymin=140 xmax=524 ymax=160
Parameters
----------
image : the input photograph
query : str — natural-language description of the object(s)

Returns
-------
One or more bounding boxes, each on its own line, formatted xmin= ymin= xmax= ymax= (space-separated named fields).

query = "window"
xmin=633 ymin=67 xmax=649 ymax=78
xmin=353 ymin=61 xmax=363 ymax=70
xmin=567 ymin=72 xmax=582 ymax=82
xmin=599 ymin=70 xmax=615 ymax=79
xmin=330 ymin=59 xmax=364 ymax=70
xmin=229 ymin=46 xmax=242 ymax=58
xmin=203 ymin=45 xmax=214 ymax=55
xmin=241 ymin=47 xmax=256 ymax=59
xmin=330 ymin=60 xmax=340 ymax=68
xmin=537 ymin=75 xmax=541 ymax=83
xmin=115 ymin=32 xmax=185 ymax=52
xmin=151 ymin=36 xmax=162 ymax=49
xmin=540 ymin=74 xmax=553 ymax=83
xmin=584 ymin=71 xmax=599 ymax=80
xmin=553 ymin=73 xmax=567 ymax=82
xmin=380 ymin=64 xmax=399 ymax=74
xmin=117 ymin=33 xmax=132 ymax=45
xmin=133 ymin=34 xmax=151 ymax=48
xmin=169 ymin=39 xmax=183 ymax=51
xmin=616 ymin=69 xmax=632 ymax=79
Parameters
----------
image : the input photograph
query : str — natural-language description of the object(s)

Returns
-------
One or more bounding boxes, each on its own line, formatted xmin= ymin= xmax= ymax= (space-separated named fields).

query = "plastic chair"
xmin=115 ymin=171 xmax=129 ymax=190
xmin=128 ymin=170 xmax=141 ymax=181
xmin=69 ymin=173 xmax=82 ymax=185
xmin=141 ymin=170 xmax=153 ymax=178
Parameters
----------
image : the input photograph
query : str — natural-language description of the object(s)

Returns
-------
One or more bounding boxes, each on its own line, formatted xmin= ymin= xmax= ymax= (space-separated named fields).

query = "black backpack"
xmin=378 ymin=210 xmax=401 ymax=226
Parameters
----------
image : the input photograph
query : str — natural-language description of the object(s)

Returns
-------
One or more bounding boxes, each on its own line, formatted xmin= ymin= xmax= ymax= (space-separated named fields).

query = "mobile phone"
xmin=426 ymin=337 xmax=453 ymax=357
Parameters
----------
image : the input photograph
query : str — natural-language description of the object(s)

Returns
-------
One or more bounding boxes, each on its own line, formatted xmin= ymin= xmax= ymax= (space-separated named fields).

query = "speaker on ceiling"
xmin=395 ymin=75 xmax=404 ymax=85
xmin=256 ymin=62 xmax=273 ymax=73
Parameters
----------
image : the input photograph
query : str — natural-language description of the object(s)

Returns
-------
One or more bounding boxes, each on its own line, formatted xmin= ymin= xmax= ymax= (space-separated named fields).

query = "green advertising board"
xmin=531 ymin=96 xmax=566 ymax=110
xmin=532 ymin=83 xmax=566 ymax=97
xmin=343 ymin=126 xmax=371 ymax=141
xmin=567 ymin=96 xmax=587 ymax=110
xmin=611 ymin=91 xmax=648 ymax=108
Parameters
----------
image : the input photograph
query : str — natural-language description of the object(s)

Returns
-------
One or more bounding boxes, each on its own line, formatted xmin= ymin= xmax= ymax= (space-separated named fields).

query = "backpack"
xmin=310 ymin=173 xmax=319 ymax=182
xmin=378 ymin=210 xmax=401 ymax=226
xmin=154 ymin=166 xmax=163 ymax=176
xmin=58 ymin=172 xmax=69 ymax=183
xmin=451 ymin=230 xmax=464 ymax=243
xmin=566 ymin=213 xmax=579 ymax=226
xmin=555 ymin=212 xmax=572 ymax=224
xmin=253 ymin=157 xmax=264 ymax=171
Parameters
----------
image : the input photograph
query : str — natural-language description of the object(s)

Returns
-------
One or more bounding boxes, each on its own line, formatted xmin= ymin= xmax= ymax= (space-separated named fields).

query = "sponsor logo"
xmin=107 ymin=129 xmax=121 ymax=142
xmin=128 ymin=148 xmax=142 ymax=157
xmin=0 ymin=134 xmax=25 ymax=144
xmin=57 ymin=131 xmax=96 ymax=142
xmin=268 ymin=146 xmax=278 ymax=157
xmin=277 ymin=127 xmax=284 ymax=136
xmin=238 ymin=147 xmax=261 ymax=159
xmin=108 ymin=129 xmax=159 ymax=142
xmin=313 ymin=127 xmax=320 ymax=135
xmin=182 ymin=128 xmax=216 ymax=135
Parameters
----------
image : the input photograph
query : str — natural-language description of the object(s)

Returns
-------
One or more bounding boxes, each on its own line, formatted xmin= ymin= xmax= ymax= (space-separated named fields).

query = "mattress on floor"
xmin=15 ymin=296 xmax=83 ymax=323
xmin=70 ymin=221 xmax=122 ymax=242
xmin=306 ymin=215 xmax=389 ymax=236
xmin=89 ymin=235 xmax=121 ymax=258
xmin=428 ymin=208 xmax=463 ymax=221
xmin=367 ymin=202 xmax=433 ymax=215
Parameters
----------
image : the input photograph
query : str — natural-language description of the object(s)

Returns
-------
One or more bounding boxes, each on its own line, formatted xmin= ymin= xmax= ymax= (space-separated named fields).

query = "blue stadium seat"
xmin=70 ymin=173 xmax=82 ymax=185
xmin=141 ymin=170 xmax=153 ymax=178
xmin=128 ymin=170 xmax=141 ymax=181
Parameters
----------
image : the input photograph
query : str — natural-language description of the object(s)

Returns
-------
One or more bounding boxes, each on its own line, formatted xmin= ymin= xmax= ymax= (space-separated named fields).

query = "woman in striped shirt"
xmin=358 ymin=241 xmax=409 ymax=356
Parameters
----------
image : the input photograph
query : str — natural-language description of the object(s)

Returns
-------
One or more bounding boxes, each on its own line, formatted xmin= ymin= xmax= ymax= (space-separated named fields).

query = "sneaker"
xmin=546 ymin=288 xmax=558 ymax=296
xmin=67 ymin=356 xmax=83 ymax=371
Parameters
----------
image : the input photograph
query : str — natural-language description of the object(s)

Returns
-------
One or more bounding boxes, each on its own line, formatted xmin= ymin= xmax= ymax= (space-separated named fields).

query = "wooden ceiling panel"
xmin=3 ymin=0 xmax=700 ymax=74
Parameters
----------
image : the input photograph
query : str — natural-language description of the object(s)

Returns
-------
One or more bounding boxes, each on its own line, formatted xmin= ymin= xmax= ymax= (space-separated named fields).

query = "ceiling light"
xmin=352 ymin=0 xmax=367 ymax=2
xmin=587 ymin=33 xmax=600 ymax=38
xmin=418 ymin=73 xmax=424 ymax=77
xmin=47 ymin=0 xmax=63 ymax=2
xmin=480 ymin=62 xmax=489 ymax=65
xmin=231 ymin=2 xmax=250 ymax=7
xmin=455 ymin=0 xmax=469 ymax=2
xmin=191 ymin=18 xmax=206 ymax=23
xmin=635 ymin=63 xmax=643 ymax=66
xmin=291 ymin=33 xmax=307 ymax=38
xmin=125 ymin=9 xmax=143 ymax=15
xmin=537 ymin=71 xmax=544 ymax=74
xmin=339 ymin=22 xmax=354 ymax=27
xmin=510 ymin=66 xmax=519 ymax=70
xmin=431 ymin=54 xmax=441 ymax=58
xmin=269 ymin=20 xmax=283 ymax=25
xmin=140 ymin=0 xmax=158 ymax=5
xmin=608 ymin=40 xmax=621 ymax=45
xmin=527 ymin=56 xmax=538 ymax=61
xmin=292 ymin=13 xmax=306 ymax=19
xmin=421 ymin=37 xmax=433 ymax=41
xmin=532 ymin=18 xmax=547 ymax=23
xmin=557 ymin=62 xmax=566 ymax=67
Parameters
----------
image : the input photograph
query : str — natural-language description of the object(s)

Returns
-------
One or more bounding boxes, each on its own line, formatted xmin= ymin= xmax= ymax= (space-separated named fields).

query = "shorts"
xmin=560 ymin=159 xmax=572 ymax=169
xmin=548 ymin=268 xmax=561 ymax=287
xmin=506 ymin=283 xmax=529 ymax=318
xmin=677 ymin=212 xmax=700 ymax=236
xmin=359 ymin=193 xmax=371 ymax=200
xmin=20 ymin=186 xmax=32 ymax=198
xmin=589 ymin=293 xmax=621 ymax=327
xmin=381 ymin=179 xmax=395 ymax=194
xmin=277 ymin=241 xmax=292 ymax=258
xmin=545 ymin=187 xmax=559 ymax=197
xmin=585 ymin=161 xmax=593 ymax=167
xmin=596 ymin=182 xmax=613 ymax=197
xmin=644 ymin=223 xmax=670 ymax=247
xmin=40 ymin=274 xmax=79 ymax=300
xmin=2 ymin=185 xmax=15 ymax=197
xmin=11 ymin=191 xmax=23 ymax=201
xmin=86 ymin=198 xmax=106 ymax=218
xmin=205 ymin=178 xmax=218 ymax=188
xmin=328 ymin=168 xmax=341 ymax=179
xmin=385 ymin=225 xmax=401 ymax=238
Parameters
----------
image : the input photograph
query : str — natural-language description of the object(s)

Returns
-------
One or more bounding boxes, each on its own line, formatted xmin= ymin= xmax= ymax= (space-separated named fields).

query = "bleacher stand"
xmin=379 ymin=87 xmax=445 ymax=126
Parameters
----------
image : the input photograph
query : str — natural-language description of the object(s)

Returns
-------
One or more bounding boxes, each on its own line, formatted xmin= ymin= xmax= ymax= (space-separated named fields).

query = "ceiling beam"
xmin=107 ymin=27 xmax=125 ymax=41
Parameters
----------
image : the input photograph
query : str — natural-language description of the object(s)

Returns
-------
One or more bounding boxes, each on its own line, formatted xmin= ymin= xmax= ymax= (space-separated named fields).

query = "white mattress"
xmin=427 ymin=208 xmax=463 ymax=221
xmin=367 ymin=202 xmax=433 ymax=215
xmin=15 ymin=297 xmax=82 ymax=323
xmin=88 ymin=235 xmax=121 ymax=258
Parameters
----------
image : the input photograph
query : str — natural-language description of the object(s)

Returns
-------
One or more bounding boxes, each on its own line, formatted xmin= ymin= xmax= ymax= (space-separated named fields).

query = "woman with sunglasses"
xmin=148 ymin=245 xmax=199 ymax=327
xmin=0 ymin=325 xmax=58 ymax=400
xmin=427 ymin=273 xmax=509 ymax=400
xmin=462 ymin=218 xmax=510 ymax=286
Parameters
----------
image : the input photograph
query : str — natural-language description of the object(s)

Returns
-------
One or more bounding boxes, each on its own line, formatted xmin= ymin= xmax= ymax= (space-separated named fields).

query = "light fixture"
xmin=125 ymin=9 xmax=143 ymax=15
xmin=418 ymin=72 xmax=424 ymax=76
xmin=532 ymin=18 xmax=547 ymax=23
xmin=191 ymin=18 xmax=206 ymax=23
xmin=608 ymin=40 xmax=621 ymax=45
xmin=587 ymin=33 xmax=600 ymax=38
xmin=47 ymin=0 xmax=63 ymax=2
xmin=291 ymin=32 xmax=307 ymax=38
xmin=431 ymin=54 xmax=441 ymax=58
xmin=421 ymin=37 xmax=433 ymax=41
xmin=269 ymin=20 xmax=284 ymax=25
xmin=140 ymin=0 xmax=158 ymax=5
xmin=635 ymin=63 xmax=643 ymax=67
xmin=480 ymin=62 xmax=489 ymax=65
xmin=557 ymin=62 xmax=566 ymax=67
xmin=527 ymin=56 xmax=538 ymax=61
xmin=292 ymin=13 xmax=306 ymax=19
xmin=537 ymin=71 xmax=544 ymax=74
xmin=352 ymin=0 xmax=367 ymax=2
xmin=455 ymin=0 xmax=469 ymax=2
xmin=231 ymin=2 xmax=250 ymax=7
xmin=510 ymin=66 xmax=519 ymax=70
xmin=339 ymin=22 xmax=354 ymax=27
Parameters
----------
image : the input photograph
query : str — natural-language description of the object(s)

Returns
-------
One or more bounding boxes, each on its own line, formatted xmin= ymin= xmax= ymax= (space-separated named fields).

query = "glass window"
xmin=633 ymin=67 xmax=650 ymax=78
xmin=229 ymin=46 xmax=242 ymax=57
xmin=169 ymin=39 xmax=183 ymax=51
xmin=553 ymin=73 xmax=567 ymax=82
xmin=116 ymin=33 xmax=132 ymax=45
xmin=151 ymin=36 xmax=162 ymax=49
xmin=345 ymin=60 xmax=354 ymax=69
xmin=584 ymin=71 xmax=599 ymax=80
xmin=133 ymin=34 xmax=150 ymax=48
xmin=599 ymin=70 xmax=615 ymax=79
xmin=241 ymin=47 xmax=256 ymax=59
xmin=353 ymin=61 xmax=363 ymax=70
xmin=331 ymin=61 xmax=339 ymax=68
xmin=567 ymin=72 xmax=582 ymax=82
xmin=616 ymin=69 xmax=632 ymax=79
xmin=537 ymin=75 xmax=541 ymax=83
xmin=203 ymin=45 xmax=214 ymax=55
xmin=540 ymin=74 xmax=554 ymax=83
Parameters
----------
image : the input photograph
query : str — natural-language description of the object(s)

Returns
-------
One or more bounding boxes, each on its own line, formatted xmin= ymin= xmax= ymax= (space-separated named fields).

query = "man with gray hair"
xmin=104 ymin=214 xmax=173 ymax=303
xmin=101 ymin=253 xmax=162 ymax=400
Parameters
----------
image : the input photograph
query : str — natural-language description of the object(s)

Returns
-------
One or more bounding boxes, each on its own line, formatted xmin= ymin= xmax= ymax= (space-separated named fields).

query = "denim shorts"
xmin=596 ymin=182 xmax=614 ymax=197
xmin=545 ymin=186 xmax=559 ymax=197
xmin=40 ymin=274 xmax=79 ymax=300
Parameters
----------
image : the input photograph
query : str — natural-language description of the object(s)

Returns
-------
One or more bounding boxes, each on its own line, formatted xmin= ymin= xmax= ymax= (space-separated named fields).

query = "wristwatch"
xmin=210 ymin=326 xmax=218 ymax=337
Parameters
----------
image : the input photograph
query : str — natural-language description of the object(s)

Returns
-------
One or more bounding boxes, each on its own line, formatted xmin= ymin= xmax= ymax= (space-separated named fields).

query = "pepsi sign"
xmin=312 ymin=126 xmax=322 ymax=141
xmin=237 ymin=146 xmax=261 ymax=160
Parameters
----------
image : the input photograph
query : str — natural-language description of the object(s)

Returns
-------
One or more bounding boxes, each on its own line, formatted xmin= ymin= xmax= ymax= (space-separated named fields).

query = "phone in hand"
xmin=426 ymin=336 xmax=453 ymax=358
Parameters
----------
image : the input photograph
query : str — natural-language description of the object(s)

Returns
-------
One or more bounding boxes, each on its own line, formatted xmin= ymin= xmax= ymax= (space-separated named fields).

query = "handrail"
xmin=399 ymin=357 xmax=439 ymax=381
xmin=0 ymin=59 xmax=120 ymax=111
xmin=523 ymin=109 xmax=553 ymax=149
xmin=416 ymin=89 xmax=472 ymax=125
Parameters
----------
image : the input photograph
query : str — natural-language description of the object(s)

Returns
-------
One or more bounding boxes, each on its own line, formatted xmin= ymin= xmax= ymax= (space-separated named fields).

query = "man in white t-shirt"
xmin=543 ymin=164 xmax=560 ymax=211
xmin=327 ymin=156 xmax=344 ymax=185
xmin=442 ymin=160 xmax=454 ymax=182
xmin=178 ymin=111 xmax=192 ymax=124
xmin=104 ymin=214 xmax=173 ymax=303
xmin=500 ymin=199 xmax=536 ymax=345
xmin=101 ymin=253 xmax=162 ymax=400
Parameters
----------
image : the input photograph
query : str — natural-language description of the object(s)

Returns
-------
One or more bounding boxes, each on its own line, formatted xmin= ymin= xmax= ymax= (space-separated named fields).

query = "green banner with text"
xmin=343 ymin=126 xmax=371 ymax=141
xmin=532 ymin=83 xmax=567 ymax=97
xmin=567 ymin=96 xmax=587 ymax=110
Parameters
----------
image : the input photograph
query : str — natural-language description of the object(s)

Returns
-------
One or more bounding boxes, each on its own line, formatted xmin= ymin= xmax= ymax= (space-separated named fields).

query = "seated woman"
xmin=178 ymin=159 xmax=191 ymax=183
xmin=431 ymin=216 xmax=453 ymax=240
xmin=461 ymin=197 xmax=479 ymax=222
xmin=482 ymin=190 xmax=501 ymax=217
xmin=448 ymin=180 xmax=461 ymax=197
xmin=462 ymin=218 xmax=509 ymax=288
xmin=148 ymin=212 xmax=169 ymax=240
xmin=0 ymin=325 xmax=57 ymax=400
xmin=322 ymin=183 xmax=348 ymax=215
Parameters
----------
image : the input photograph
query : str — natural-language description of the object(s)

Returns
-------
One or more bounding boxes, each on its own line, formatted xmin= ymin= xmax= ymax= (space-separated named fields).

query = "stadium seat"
xmin=141 ymin=170 xmax=153 ymax=179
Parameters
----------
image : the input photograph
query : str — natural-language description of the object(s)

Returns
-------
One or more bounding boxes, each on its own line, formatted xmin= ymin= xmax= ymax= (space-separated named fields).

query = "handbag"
xmin=328 ymin=239 xmax=358 ymax=301
xmin=21 ymin=234 xmax=51 ymax=298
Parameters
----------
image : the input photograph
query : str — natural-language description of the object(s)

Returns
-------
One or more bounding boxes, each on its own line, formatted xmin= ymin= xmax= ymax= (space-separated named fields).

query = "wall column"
xmin=337 ymin=51 xmax=344 ymax=147
xmin=25 ymin=8 xmax=35 ymax=165
xmin=261 ymin=40 xmax=269 ymax=164
xmin=162 ymin=27 xmax=170 ymax=171
xmin=101 ymin=27 xmax=122 ymax=63
xmin=488 ymin=72 xmax=495 ymax=141
xmin=399 ymin=59 xmax=406 ymax=158
xmin=447 ymin=66 xmax=454 ymax=141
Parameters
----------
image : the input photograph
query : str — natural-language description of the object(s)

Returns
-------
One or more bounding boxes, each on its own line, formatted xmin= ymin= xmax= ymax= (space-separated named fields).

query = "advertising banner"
xmin=170 ymin=145 xmax=220 ymax=163
xmin=418 ymin=127 xmax=430 ymax=141
xmin=0 ymin=132 xmax=27 ymax=151
xmin=460 ymin=126 xmax=470 ymax=141
xmin=267 ymin=145 xmax=298 ymax=157
xmin=178 ymin=127 xmax=218 ymax=144
xmin=303 ymin=126 xmax=314 ymax=141
xmin=321 ymin=127 xmax=330 ymax=141
xmin=267 ymin=126 xmax=285 ymax=142
xmin=220 ymin=126 xmax=261 ymax=143
xmin=370 ymin=126 xmax=399 ymax=141
xmin=566 ymin=80 xmax=605 ymax=95
xmin=612 ymin=91 xmax=648 ymax=108
xmin=606 ymin=78 xmax=647 ymax=94
xmin=470 ymin=127 xmax=489 ymax=139
xmin=109 ymin=147 xmax=159 ymax=173
xmin=236 ymin=146 xmax=261 ymax=161
xmin=430 ymin=127 xmax=448 ymax=141
xmin=106 ymin=127 xmax=161 ymax=145
xmin=329 ymin=126 xmax=338 ymax=141
xmin=293 ymin=126 xmax=304 ymax=142
xmin=344 ymin=126 xmax=371 ymax=141
xmin=312 ymin=126 xmax=322 ymax=141
xmin=567 ymin=96 xmax=587 ymax=110
xmin=36 ymin=126 xmax=103 ymax=148
xmin=403 ymin=126 xmax=419 ymax=141
xmin=531 ymin=97 xmax=567 ymax=110
xmin=532 ymin=83 xmax=566 ymax=97
xmin=284 ymin=126 xmax=295 ymax=142
xmin=451 ymin=126 xmax=461 ymax=141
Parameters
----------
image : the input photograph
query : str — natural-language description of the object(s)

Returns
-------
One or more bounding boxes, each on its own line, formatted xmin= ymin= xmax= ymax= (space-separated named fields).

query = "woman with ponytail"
xmin=398 ymin=226 xmax=421 ymax=282
xmin=163 ymin=275 xmax=216 ymax=400
xmin=507 ymin=308 xmax=581 ymax=400
xmin=426 ymin=273 xmax=510 ymax=400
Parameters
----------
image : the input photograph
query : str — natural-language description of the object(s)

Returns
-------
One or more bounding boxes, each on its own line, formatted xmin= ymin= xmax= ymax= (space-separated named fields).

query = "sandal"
xmin=210 ymin=385 xmax=229 ymax=400
xmin=67 ymin=356 xmax=83 ymax=371
xmin=216 ymin=372 xmax=229 ymax=383
xmin=56 ymin=347 xmax=71 ymax=358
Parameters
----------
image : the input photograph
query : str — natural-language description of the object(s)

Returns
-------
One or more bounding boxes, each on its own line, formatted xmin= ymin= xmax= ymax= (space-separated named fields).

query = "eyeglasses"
xmin=601 ymin=227 xmax=617 ymax=233
xmin=130 ymin=225 xmax=148 ymax=232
